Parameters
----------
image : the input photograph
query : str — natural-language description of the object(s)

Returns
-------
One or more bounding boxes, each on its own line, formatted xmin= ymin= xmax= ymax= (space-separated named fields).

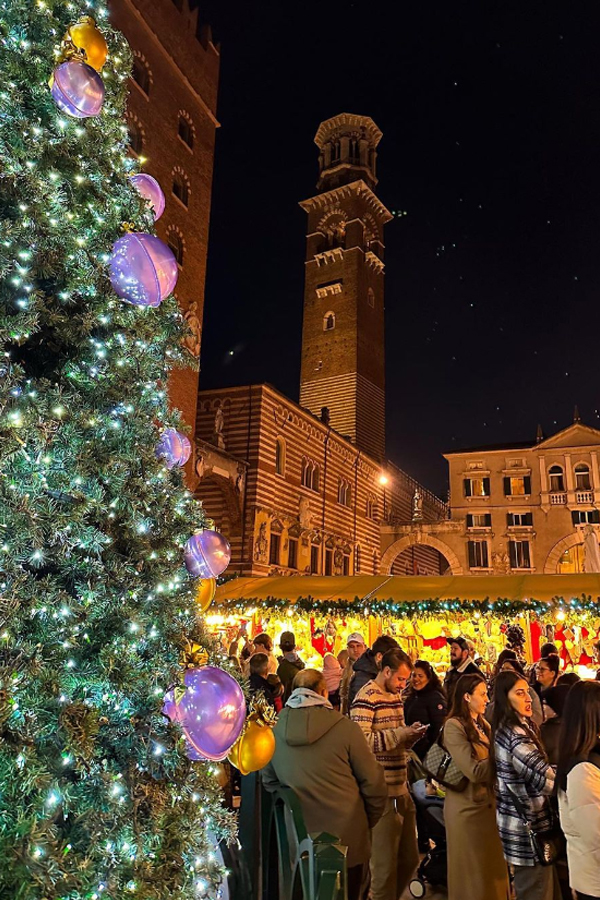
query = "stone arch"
xmin=380 ymin=535 xmax=463 ymax=575
xmin=544 ymin=532 xmax=582 ymax=573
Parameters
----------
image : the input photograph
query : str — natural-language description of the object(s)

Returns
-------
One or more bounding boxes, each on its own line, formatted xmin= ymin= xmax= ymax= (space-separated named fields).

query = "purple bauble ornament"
xmin=130 ymin=173 xmax=166 ymax=221
xmin=156 ymin=428 xmax=191 ymax=469
xmin=50 ymin=60 xmax=105 ymax=118
xmin=184 ymin=530 xmax=231 ymax=578
xmin=109 ymin=233 xmax=178 ymax=307
xmin=163 ymin=667 xmax=245 ymax=761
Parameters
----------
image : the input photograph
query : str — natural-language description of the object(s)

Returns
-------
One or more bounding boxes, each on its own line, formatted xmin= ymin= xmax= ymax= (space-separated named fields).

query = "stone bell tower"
xmin=299 ymin=113 xmax=392 ymax=462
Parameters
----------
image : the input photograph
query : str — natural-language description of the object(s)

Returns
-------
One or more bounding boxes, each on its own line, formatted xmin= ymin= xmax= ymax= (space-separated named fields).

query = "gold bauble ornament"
xmin=65 ymin=17 xmax=108 ymax=71
xmin=228 ymin=718 xmax=275 ymax=775
xmin=212 ymin=762 xmax=229 ymax=788
xmin=195 ymin=577 xmax=216 ymax=613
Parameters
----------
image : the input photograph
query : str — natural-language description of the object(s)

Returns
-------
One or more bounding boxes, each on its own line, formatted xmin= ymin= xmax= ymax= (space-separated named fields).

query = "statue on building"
xmin=492 ymin=545 xmax=510 ymax=575
xmin=412 ymin=488 xmax=423 ymax=522
xmin=298 ymin=495 xmax=312 ymax=529
xmin=235 ymin=464 xmax=245 ymax=495
xmin=583 ymin=524 xmax=600 ymax=572
xmin=195 ymin=453 xmax=205 ymax=480
xmin=254 ymin=522 xmax=268 ymax=562
xmin=333 ymin=547 xmax=344 ymax=575
xmin=183 ymin=300 xmax=201 ymax=358
xmin=213 ymin=407 xmax=225 ymax=449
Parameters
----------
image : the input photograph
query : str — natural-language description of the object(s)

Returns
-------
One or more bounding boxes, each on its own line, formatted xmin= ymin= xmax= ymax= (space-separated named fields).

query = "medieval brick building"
xmin=110 ymin=0 xmax=219 ymax=440
xmin=195 ymin=114 xmax=447 ymax=576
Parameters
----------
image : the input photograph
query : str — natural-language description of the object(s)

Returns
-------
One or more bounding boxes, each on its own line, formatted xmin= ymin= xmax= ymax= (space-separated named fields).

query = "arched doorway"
xmin=544 ymin=533 xmax=585 ymax=574
xmin=380 ymin=535 xmax=463 ymax=575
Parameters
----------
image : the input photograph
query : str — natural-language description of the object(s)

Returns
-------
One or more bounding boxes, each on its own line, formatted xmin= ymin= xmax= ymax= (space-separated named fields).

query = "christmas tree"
xmin=0 ymin=2 xmax=237 ymax=897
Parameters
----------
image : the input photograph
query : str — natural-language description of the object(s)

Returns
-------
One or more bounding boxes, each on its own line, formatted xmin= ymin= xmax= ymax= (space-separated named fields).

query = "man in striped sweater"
xmin=351 ymin=647 xmax=427 ymax=900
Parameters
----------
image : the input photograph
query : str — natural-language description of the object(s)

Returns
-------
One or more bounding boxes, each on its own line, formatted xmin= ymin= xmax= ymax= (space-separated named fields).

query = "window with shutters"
xmin=464 ymin=477 xmax=490 ymax=498
xmin=572 ymin=510 xmax=600 ymax=525
xmin=310 ymin=544 xmax=320 ymax=574
xmin=466 ymin=513 xmax=491 ymax=529
xmin=548 ymin=466 xmax=565 ymax=493
xmin=509 ymin=540 xmax=531 ymax=569
xmin=504 ymin=475 xmax=531 ymax=496
xmin=287 ymin=537 xmax=298 ymax=569
xmin=575 ymin=464 xmax=592 ymax=491
xmin=507 ymin=512 xmax=533 ymax=527
xmin=269 ymin=532 xmax=280 ymax=566
xmin=468 ymin=540 xmax=489 ymax=569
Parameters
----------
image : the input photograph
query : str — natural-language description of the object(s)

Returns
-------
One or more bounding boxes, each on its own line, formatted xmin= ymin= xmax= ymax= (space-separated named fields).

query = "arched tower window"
xmin=132 ymin=53 xmax=152 ymax=96
xmin=126 ymin=115 xmax=144 ymax=156
xmin=323 ymin=312 xmax=335 ymax=331
xmin=301 ymin=457 xmax=320 ymax=492
xmin=178 ymin=111 xmax=195 ymax=150
xmin=275 ymin=437 xmax=286 ymax=476
xmin=166 ymin=227 xmax=185 ymax=266
xmin=172 ymin=167 xmax=190 ymax=207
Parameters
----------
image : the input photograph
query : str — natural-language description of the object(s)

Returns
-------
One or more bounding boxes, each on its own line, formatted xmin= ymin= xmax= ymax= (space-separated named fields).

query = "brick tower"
xmin=299 ymin=113 xmax=392 ymax=462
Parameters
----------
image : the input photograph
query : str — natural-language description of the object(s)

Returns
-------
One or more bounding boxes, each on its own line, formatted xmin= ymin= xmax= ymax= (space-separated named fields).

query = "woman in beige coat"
xmin=443 ymin=672 xmax=510 ymax=900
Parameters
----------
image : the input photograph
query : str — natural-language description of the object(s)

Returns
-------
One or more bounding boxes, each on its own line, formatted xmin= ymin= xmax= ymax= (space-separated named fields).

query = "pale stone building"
xmin=381 ymin=418 xmax=600 ymax=575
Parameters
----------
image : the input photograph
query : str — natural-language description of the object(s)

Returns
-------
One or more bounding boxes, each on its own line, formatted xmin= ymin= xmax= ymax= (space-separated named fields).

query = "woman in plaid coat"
xmin=491 ymin=670 xmax=561 ymax=900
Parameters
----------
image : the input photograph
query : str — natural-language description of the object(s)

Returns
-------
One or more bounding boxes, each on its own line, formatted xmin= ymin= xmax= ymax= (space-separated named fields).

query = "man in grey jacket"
xmin=262 ymin=669 xmax=387 ymax=900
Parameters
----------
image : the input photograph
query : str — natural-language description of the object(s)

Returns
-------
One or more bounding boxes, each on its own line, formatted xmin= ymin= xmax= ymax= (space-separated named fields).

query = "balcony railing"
xmin=549 ymin=492 xmax=567 ymax=505
xmin=576 ymin=490 xmax=594 ymax=504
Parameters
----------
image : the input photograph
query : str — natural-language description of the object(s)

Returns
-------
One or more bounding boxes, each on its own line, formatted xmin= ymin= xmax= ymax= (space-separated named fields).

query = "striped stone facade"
xmin=195 ymin=383 xmax=447 ymax=576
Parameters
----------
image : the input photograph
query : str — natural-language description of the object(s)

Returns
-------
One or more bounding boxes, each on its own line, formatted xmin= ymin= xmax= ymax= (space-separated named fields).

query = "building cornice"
xmin=299 ymin=180 xmax=392 ymax=224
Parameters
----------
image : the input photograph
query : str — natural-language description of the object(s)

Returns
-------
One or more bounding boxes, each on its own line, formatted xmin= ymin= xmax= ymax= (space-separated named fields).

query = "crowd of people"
xmin=229 ymin=627 xmax=600 ymax=900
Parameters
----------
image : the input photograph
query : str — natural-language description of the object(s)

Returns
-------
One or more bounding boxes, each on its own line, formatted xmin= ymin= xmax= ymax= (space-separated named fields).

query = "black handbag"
xmin=506 ymin=786 xmax=565 ymax=866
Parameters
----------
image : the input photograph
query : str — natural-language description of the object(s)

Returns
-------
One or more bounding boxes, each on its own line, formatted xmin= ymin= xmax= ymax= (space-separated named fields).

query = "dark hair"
xmin=544 ymin=684 xmax=571 ymax=718
xmin=249 ymin=652 xmax=269 ymax=675
xmin=557 ymin=672 xmax=580 ymax=687
xmin=253 ymin=632 xmax=272 ymax=651
xmin=490 ymin=670 xmax=546 ymax=783
xmin=556 ymin=681 xmax=600 ymax=791
xmin=412 ymin=659 xmax=444 ymax=694
xmin=372 ymin=635 xmax=399 ymax=657
xmin=380 ymin=647 xmax=412 ymax=673
xmin=537 ymin=653 xmax=560 ymax=683
xmin=494 ymin=648 xmax=525 ymax=678
xmin=446 ymin=673 xmax=487 ymax=746
xmin=540 ymin=642 xmax=558 ymax=658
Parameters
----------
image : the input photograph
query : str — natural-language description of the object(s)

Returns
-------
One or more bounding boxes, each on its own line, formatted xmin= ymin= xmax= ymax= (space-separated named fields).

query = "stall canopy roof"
xmin=215 ymin=574 xmax=600 ymax=605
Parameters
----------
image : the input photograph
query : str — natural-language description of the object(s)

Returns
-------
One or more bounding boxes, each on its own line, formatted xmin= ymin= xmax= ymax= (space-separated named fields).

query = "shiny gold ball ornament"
xmin=212 ymin=762 xmax=229 ymax=788
xmin=227 ymin=719 xmax=275 ymax=775
xmin=65 ymin=17 xmax=108 ymax=71
xmin=195 ymin=577 xmax=216 ymax=613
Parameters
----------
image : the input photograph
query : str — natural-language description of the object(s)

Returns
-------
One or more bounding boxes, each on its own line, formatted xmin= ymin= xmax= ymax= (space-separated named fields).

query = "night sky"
xmin=198 ymin=1 xmax=600 ymax=497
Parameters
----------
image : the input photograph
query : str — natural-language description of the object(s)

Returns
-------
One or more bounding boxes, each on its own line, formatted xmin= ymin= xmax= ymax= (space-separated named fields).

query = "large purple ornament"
xmin=109 ymin=233 xmax=178 ymax=307
xmin=50 ymin=60 xmax=105 ymax=118
xmin=130 ymin=173 xmax=166 ymax=221
xmin=156 ymin=428 xmax=191 ymax=469
xmin=184 ymin=530 xmax=231 ymax=578
xmin=163 ymin=667 xmax=245 ymax=761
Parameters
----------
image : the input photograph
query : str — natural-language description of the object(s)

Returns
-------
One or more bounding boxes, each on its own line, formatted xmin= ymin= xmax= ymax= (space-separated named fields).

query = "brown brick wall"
xmin=110 ymin=0 xmax=219 ymax=446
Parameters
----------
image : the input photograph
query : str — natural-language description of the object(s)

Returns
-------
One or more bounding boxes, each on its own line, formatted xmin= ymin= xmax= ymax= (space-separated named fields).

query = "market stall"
xmin=210 ymin=574 xmax=600 ymax=676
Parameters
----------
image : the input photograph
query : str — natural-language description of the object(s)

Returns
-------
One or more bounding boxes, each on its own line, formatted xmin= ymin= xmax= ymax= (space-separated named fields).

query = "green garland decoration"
xmin=219 ymin=593 xmax=600 ymax=619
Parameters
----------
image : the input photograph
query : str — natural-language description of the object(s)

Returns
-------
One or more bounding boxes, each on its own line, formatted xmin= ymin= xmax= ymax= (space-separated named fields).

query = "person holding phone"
xmin=351 ymin=648 xmax=426 ymax=900
xmin=443 ymin=673 xmax=510 ymax=900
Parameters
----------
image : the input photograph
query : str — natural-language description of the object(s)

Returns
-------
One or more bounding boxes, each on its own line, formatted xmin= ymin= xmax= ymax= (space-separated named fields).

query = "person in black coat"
xmin=443 ymin=637 xmax=482 ymax=706
xmin=347 ymin=634 xmax=399 ymax=709
xmin=404 ymin=660 xmax=447 ymax=759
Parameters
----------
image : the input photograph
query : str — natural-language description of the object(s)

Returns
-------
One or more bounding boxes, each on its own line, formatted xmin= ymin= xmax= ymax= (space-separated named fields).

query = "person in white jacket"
xmin=556 ymin=680 xmax=600 ymax=900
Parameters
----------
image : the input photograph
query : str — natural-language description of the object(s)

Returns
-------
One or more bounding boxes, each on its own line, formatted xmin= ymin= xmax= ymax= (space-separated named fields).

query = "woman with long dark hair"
xmin=443 ymin=673 xmax=509 ymax=900
xmin=556 ymin=681 xmax=600 ymax=900
xmin=404 ymin=659 xmax=447 ymax=759
xmin=491 ymin=670 xmax=560 ymax=900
